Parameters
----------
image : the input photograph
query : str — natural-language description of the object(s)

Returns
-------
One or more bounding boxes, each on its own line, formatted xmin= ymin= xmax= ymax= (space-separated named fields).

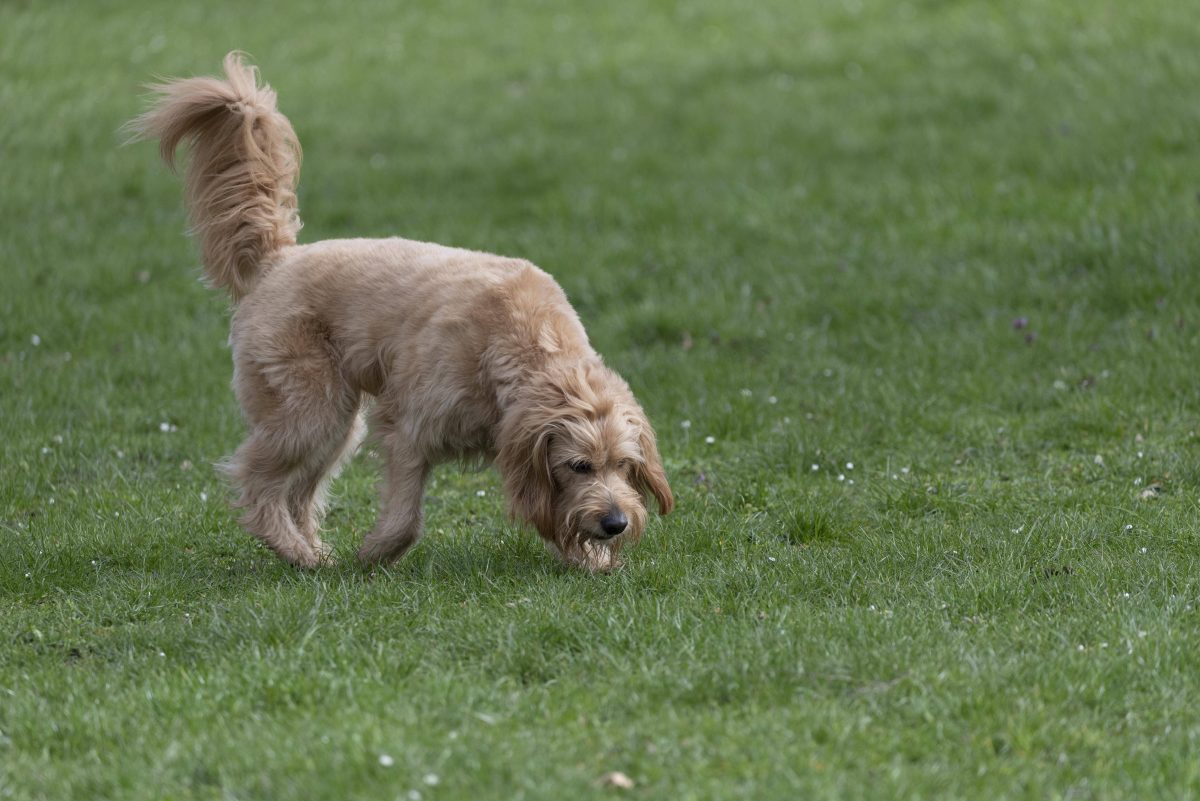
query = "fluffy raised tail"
xmin=127 ymin=52 xmax=301 ymax=301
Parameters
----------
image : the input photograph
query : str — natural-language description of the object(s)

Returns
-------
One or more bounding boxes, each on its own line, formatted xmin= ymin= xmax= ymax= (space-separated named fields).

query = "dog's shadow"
xmin=21 ymin=531 xmax=569 ymax=597
xmin=8 ymin=535 xmax=586 ymax=667
xmin=327 ymin=536 xmax=570 ymax=584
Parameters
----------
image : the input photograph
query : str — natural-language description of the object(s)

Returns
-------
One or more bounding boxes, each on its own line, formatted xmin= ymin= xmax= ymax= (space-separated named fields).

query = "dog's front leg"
xmin=357 ymin=446 xmax=431 ymax=566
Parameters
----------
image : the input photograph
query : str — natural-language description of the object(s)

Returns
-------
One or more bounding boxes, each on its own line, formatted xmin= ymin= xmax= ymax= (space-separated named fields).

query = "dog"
xmin=128 ymin=53 xmax=673 ymax=572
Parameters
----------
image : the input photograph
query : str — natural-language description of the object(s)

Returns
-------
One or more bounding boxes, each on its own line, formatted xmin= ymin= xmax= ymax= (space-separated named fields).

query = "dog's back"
xmin=241 ymin=237 xmax=590 ymax=409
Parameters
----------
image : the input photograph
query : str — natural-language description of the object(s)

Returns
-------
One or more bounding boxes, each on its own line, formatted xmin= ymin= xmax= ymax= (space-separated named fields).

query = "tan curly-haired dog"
xmin=129 ymin=53 xmax=673 ymax=571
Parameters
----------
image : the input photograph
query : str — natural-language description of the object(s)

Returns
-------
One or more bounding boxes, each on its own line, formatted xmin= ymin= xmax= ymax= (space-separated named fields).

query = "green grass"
xmin=4 ymin=0 xmax=1200 ymax=798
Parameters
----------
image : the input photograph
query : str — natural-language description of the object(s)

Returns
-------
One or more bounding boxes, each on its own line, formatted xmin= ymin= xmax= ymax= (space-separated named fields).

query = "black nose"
xmin=599 ymin=510 xmax=628 ymax=538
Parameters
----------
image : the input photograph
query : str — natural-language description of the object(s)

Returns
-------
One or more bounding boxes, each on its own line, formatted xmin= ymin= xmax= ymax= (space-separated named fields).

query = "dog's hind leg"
xmin=226 ymin=329 xmax=358 ymax=568
xmin=356 ymin=427 xmax=431 ymax=566
xmin=225 ymin=425 xmax=322 ymax=568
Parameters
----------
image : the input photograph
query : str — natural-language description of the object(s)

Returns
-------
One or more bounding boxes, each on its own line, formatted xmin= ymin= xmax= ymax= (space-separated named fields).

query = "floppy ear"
xmin=496 ymin=409 xmax=558 ymax=541
xmin=632 ymin=412 xmax=674 ymax=515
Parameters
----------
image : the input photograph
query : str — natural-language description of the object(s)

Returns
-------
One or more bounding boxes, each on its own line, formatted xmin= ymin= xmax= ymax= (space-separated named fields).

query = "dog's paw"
xmin=312 ymin=539 xmax=335 ymax=564
xmin=561 ymin=539 xmax=622 ymax=573
xmin=290 ymin=551 xmax=324 ymax=570
xmin=276 ymin=540 xmax=329 ymax=570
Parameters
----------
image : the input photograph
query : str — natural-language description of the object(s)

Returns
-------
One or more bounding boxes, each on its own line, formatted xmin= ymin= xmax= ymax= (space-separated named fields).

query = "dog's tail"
xmin=126 ymin=52 xmax=301 ymax=302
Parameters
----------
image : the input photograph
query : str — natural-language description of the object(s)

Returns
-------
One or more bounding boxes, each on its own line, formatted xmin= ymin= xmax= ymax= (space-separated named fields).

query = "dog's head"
xmin=498 ymin=361 xmax=673 ymax=570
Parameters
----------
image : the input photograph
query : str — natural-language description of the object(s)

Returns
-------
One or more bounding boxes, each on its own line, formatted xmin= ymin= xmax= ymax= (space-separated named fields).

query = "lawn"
xmin=4 ymin=1 xmax=1200 ymax=798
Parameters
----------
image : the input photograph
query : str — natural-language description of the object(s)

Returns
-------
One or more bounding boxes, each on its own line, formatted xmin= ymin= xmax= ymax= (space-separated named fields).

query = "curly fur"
xmin=130 ymin=53 xmax=673 ymax=571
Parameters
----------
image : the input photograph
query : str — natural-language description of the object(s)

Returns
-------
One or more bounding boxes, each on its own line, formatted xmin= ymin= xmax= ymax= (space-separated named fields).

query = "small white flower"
xmin=378 ymin=754 xmax=395 ymax=767
xmin=837 ymin=474 xmax=845 ymax=481
xmin=846 ymin=462 xmax=854 ymax=470
xmin=740 ymin=388 xmax=752 ymax=397
xmin=767 ymin=396 xmax=778 ymax=404
xmin=680 ymin=419 xmax=691 ymax=429
xmin=114 ymin=511 xmax=120 ymax=518
xmin=30 ymin=334 xmax=41 ymax=346
xmin=705 ymin=436 xmax=715 ymax=444
xmin=847 ymin=479 xmax=855 ymax=485
xmin=1133 ymin=477 xmax=1143 ymax=486
xmin=199 ymin=492 xmax=208 ymax=502
xmin=1140 ymin=547 xmax=1148 ymax=554
xmin=1093 ymin=454 xmax=1104 ymax=465
xmin=407 ymin=792 xmax=422 ymax=801
xmin=1138 ymin=631 xmax=1147 ymax=639
xmin=1123 ymin=524 xmax=1133 ymax=532
xmin=811 ymin=464 xmax=819 ymax=471
xmin=901 ymin=466 xmax=910 ymax=474
xmin=52 ymin=434 xmax=63 ymax=444
xmin=1137 ymin=451 xmax=1144 ymax=459
xmin=423 ymin=773 xmax=440 ymax=786
xmin=24 ymin=572 xmax=31 ymax=579
xmin=766 ymin=556 xmax=776 ymax=563
xmin=1077 ymin=644 xmax=1085 ymax=652
xmin=476 ymin=490 xmax=486 ymax=497
xmin=116 ymin=450 xmax=125 ymax=459
xmin=40 ymin=446 xmax=51 ymax=455
xmin=1100 ymin=642 xmax=1109 ymax=649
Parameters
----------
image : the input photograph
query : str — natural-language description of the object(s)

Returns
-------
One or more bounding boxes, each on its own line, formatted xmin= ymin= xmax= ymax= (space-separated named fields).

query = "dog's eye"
xmin=616 ymin=459 xmax=630 ymax=470
xmin=569 ymin=460 xmax=593 ymax=474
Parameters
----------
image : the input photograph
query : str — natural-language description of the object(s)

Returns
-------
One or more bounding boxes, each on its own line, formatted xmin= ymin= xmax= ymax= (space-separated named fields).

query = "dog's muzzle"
xmin=596 ymin=510 xmax=628 ymax=539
